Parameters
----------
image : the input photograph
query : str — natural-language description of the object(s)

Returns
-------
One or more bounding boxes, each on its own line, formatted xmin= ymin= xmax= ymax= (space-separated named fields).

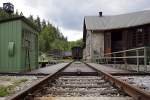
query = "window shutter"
xmin=8 ymin=42 xmax=15 ymax=56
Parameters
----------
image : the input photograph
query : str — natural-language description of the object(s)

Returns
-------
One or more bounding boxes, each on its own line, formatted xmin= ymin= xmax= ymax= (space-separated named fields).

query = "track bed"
xmin=33 ymin=76 xmax=127 ymax=97
xmin=23 ymin=62 xmax=131 ymax=100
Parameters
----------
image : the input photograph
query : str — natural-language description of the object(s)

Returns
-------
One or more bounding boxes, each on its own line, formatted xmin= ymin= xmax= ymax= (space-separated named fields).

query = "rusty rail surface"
xmin=111 ymin=72 xmax=150 ymax=76
xmin=7 ymin=62 xmax=73 ymax=100
xmin=86 ymin=63 xmax=150 ymax=100
xmin=0 ymin=72 xmax=49 ymax=76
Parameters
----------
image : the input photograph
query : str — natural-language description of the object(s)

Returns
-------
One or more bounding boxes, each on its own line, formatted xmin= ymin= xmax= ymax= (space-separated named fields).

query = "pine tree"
xmin=35 ymin=16 xmax=41 ymax=32
xmin=15 ymin=9 xmax=19 ymax=16
xmin=42 ymin=19 xmax=46 ymax=29
xmin=28 ymin=15 xmax=34 ymax=22
xmin=20 ymin=12 xmax=23 ymax=16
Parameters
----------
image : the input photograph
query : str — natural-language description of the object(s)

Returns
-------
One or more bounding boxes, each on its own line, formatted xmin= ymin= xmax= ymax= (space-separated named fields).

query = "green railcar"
xmin=0 ymin=16 xmax=38 ymax=72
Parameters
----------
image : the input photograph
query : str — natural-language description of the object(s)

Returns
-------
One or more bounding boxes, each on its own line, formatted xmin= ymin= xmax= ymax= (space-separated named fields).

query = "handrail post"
xmin=144 ymin=47 xmax=147 ymax=72
xmin=104 ymin=47 xmax=148 ymax=72
xmin=136 ymin=49 xmax=139 ymax=72
xmin=106 ymin=56 xmax=108 ymax=64
xmin=113 ymin=53 xmax=116 ymax=67
xmin=124 ymin=51 xmax=127 ymax=70
xmin=104 ymin=55 xmax=107 ymax=64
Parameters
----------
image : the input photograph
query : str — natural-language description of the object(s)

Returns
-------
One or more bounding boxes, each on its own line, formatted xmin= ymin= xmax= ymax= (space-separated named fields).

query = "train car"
xmin=72 ymin=46 xmax=83 ymax=59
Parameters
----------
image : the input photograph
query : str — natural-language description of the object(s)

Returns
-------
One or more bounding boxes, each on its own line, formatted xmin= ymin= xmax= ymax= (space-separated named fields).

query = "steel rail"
xmin=85 ymin=63 xmax=150 ymax=100
xmin=0 ymin=72 xmax=49 ymax=76
xmin=7 ymin=62 xmax=73 ymax=100
xmin=111 ymin=72 xmax=150 ymax=76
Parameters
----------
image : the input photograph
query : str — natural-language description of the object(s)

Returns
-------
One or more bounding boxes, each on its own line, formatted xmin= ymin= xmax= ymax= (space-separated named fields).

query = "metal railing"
xmin=85 ymin=47 xmax=150 ymax=72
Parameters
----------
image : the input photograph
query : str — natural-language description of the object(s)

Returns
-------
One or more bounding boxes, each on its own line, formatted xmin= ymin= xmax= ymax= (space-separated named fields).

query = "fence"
xmin=87 ymin=47 xmax=150 ymax=72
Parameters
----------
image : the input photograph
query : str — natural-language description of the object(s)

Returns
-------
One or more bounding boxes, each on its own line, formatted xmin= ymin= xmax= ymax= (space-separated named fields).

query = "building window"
xmin=137 ymin=28 xmax=143 ymax=33
xmin=132 ymin=27 xmax=148 ymax=47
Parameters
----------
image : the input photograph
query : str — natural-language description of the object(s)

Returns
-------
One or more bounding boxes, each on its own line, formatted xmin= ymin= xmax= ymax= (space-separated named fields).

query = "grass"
xmin=13 ymin=78 xmax=28 ymax=86
xmin=0 ymin=77 xmax=11 ymax=81
xmin=0 ymin=86 xmax=9 ymax=97
xmin=0 ymin=78 xmax=28 ymax=97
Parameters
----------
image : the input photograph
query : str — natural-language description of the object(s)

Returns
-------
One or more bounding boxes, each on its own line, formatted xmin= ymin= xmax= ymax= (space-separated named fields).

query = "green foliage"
xmin=0 ymin=86 xmax=9 ymax=97
xmin=39 ymin=20 xmax=71 ymax=52
xmin=68 ymin=39 xmax=83 ymax=49
xmin=13 ymin=78 xmax=28 ymax=86
xmin=0 ymin=78 xmax=28 ymax=97
xmin=0 ymin=8 xmax=10 ymax=19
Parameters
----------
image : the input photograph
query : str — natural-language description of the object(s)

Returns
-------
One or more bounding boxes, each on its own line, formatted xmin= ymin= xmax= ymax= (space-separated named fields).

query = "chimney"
xmin=99 ymin=12 xmax=102 ymax=17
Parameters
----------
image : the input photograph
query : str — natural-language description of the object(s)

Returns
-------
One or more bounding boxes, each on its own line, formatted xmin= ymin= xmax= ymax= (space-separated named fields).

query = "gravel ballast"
xmin=116 ymin=76 xmax=150 ymax=92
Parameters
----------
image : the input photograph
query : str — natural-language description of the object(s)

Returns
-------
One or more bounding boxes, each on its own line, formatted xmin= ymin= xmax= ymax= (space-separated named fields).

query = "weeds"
xmin=0 ymin=78 xmax=28 ymax=97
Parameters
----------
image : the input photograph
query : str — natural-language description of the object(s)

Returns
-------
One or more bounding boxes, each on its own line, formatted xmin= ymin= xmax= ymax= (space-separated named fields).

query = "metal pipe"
xmin=104 ymin=47 xmax=147 ymax=55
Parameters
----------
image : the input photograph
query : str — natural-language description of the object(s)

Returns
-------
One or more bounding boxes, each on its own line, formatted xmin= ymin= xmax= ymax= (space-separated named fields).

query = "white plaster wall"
xmin=91 ymin=32 xmax=104 ymax=58
xmin=84 ymin=30 xmax=92 ymax=60
xmin=83 ymin=48 xmax=86 ymax=59
xmin=83 ymin=31 xmax=104 ymax=61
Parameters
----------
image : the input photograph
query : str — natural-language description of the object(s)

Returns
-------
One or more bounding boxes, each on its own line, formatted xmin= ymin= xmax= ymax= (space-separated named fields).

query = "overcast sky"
xmin=0 ymin=0 xmax=150 ymax=41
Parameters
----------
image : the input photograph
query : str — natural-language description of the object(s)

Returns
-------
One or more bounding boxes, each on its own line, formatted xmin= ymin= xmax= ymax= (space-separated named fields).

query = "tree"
xmin=20 ymin=12 xmax=23 ymax=16
xmin=28 ymin=15 xmax=34 ymax=22
xmin=42 ymin=19 xmax=46 ymax=28
xmin=35 ymin=16 xmax=41 ymax=32
xmin=68 ymin=39 xmax=83 ymax=50
xmin=0 ymin=8 xmax=9 ymax=18
xmin=15 ymin=9 xmax=19 ymax=16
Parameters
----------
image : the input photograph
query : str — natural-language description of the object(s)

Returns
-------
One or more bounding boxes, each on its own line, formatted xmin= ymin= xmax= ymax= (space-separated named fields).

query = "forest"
xmin=0 ymin=8 xmax=83 ymax=53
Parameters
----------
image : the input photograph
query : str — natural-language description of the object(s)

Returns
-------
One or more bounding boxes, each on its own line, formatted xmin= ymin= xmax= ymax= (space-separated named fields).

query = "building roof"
xmin=0 ymin=16 xmax=39 ymax=32
xmin=84 ymin=10 xmax=150 ymax=31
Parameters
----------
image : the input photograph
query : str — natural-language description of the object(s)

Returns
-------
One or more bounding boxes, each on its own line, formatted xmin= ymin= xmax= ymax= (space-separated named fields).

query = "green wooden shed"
xmin=0 ymin=16 xmax=38 ymax=72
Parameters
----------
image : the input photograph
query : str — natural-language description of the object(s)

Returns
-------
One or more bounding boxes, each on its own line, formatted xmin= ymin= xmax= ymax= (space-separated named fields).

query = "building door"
xmin=111 ymin=30 xmax=123 ymax=52
xmin=104 ymin=32 xmax=111 ymax=54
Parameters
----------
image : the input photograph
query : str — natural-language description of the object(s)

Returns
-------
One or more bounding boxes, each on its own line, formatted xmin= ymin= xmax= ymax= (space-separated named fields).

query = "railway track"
xmin=32 ymin=76 xmax=126 ymax=97
xmin=7 ymin=61 xmax=150 ymax=100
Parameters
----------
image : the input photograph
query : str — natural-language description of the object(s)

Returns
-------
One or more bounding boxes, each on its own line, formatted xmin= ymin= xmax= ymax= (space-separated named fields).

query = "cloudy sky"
xmin=0 ymin=0 xmax=150 ymax=41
